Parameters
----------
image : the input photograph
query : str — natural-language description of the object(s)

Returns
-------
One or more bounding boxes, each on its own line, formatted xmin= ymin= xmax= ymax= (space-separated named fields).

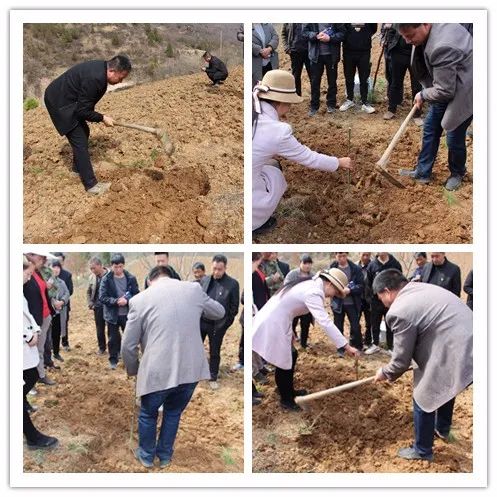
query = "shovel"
xmin=114 ymin=121 xmax=175 ymax=157
xmin=374 ymin=104 xmax=418 ymax=188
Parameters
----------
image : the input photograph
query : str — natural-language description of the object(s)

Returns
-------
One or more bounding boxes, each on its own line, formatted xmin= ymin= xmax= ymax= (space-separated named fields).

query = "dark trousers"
xmin=107 ymin=314 xmax=127 ymax=364
xmin=66 ymin=121 xmax=98 ymax=190
xmin=360 ymin=299 xmax=372 ymax=346
xmin=290 ymin=50 xmax=311 ymax=96
xmin=413 ymin=397 xmax=456 ymax=457
xmin=275 ymin=347 xmax=299 ymax=403
xmin=387 ymin=49 xmax=422 ymax=113
xmin=310 ymin=54 xmax=338 ymax=110
xmin=261 ymin=61 xmax=273 ymax=78
xmin=43 ymin=319 xmax=54 ymax=366
xmin=201 ymin=325 xmax=229 ymax=381
xmin=238 ymin=324 xmax=244 ymax=365
xmin=23 ymin=367 xmax=40 ymax=442
xmin=94 ymin=307 xmax=107 ymax=352
xmin=51 ymin=313 xmax=61 ymax=355
xmin=416 ymin=102 xmax=473 ymax=179
xmin=292 ymin=313 xmax=312 ymax=348
xmin=61 ymin=309 xmax=70 ymax=347
xmin=343 ymin=49 xmax=371 ymax=104
xmin=371 ymin=301 xmax=393 ymax=350
xmin=207 ymin=71 xmax=227 ymax=84
xmin=333 ymin=304 xmax=363 ymax=350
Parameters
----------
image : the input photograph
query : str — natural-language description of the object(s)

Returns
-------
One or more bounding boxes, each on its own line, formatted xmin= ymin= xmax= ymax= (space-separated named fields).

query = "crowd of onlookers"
xmin=23 ymin=252 xmax=242 ymax=452
xmin=251 ymin=251 xmax=473 ymax=405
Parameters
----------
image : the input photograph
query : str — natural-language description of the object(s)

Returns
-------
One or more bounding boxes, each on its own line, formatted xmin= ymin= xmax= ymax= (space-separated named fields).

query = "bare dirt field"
xmin=23 ymin=255 xmax=244 ymax=473
xmin=253 ymin=37 xmax=472 ymax=244
xmin=23 ymin=67 xmax=243 ymax=243
xmin=252 ymin=320 xmax=473 ymax=474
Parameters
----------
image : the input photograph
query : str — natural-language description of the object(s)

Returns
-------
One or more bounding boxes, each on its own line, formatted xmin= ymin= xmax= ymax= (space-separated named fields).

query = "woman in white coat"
xmin=252 ymin=69 xmax=353 ymax=233
xmin=252 ymin=268 xmax=360 ymax=410
xmin=23 ymin=256 xmax=59 ymax=450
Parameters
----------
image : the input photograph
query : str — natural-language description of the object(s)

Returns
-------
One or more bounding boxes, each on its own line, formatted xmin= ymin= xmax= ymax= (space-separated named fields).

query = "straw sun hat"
xmin=313 ymin=268 xmax=349 ymax=298
xmin=253 ymin=70 xmax=303 ymax=112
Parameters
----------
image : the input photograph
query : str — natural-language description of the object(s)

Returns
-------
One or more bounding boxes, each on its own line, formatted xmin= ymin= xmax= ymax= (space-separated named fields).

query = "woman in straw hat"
xmin=252 ymin=268 xmax=360 ymax=411
xmin=252 ymin=69 xmax=354 ymax=234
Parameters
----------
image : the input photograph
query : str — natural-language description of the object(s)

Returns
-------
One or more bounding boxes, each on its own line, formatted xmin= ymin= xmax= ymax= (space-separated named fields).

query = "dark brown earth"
xmin=253 ymin=38 xmax=472 ymax=244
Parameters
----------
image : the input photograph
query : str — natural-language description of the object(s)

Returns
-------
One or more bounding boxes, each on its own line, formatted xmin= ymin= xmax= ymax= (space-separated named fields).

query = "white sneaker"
xmin=87 ymin=182 xmax=111 ymax=195
xmin=339 ymin=99 xmax=355 ymax=112
xmin=364 ymin=344 xmax=381 ymax=355
xmin=209 ymin=381 xmax=219 ymax=390
xmin=231 ymin=363 xmax=244 ymax=372
xmin=361 ymin=103 xmax=376 ymax=114
xmin=385 ymin=349 xmax=393 ymax=357
xmin=28 ymin=388 xmax=38 ymax=396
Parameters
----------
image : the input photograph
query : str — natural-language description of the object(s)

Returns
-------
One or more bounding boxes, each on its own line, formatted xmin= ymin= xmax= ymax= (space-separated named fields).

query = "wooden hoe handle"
xmin=114 ymin=121 xmax=159 ymax=135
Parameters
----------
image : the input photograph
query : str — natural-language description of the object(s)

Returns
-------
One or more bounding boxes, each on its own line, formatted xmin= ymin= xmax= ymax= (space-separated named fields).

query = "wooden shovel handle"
xmin=376 ymin=104 xmax=418 ymax=168
xmin=114 ymin=121 xmax=159 ymax=135
xmin=295 ymin=376 xmax=375 ymax=405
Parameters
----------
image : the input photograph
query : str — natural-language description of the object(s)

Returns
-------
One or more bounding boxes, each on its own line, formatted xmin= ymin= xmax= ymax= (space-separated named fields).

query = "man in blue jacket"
xmin=330 ymin=252 xmax=364 ymax=355
xmin=99 ymin=253 xmax=139 ymax=369
xmin=44 ymin=55 xmax=131 ymax=194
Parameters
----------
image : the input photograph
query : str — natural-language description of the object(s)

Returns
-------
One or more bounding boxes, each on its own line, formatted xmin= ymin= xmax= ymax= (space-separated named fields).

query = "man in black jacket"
xmin=52 ymin=252 xmax=73 ymax=351
xmin=356 ymin=252 xmax=372 ymax=347
xmin=23 ymin=252 xmax=56 ymax=386
xmin=339 ymin=24 xmax=377 ymax=114
xmin=463 ymin=269 xmax=473 ymax=310
xmin=366 ymin=252 xmax=402 ymax=355
xmin=421 ymin=253 xmax=461 ymax=297
xmin=99 ymin=253 xmax=139 ymax=369
xmin=201 ymin=52 xmax=229 ymax=86
xmin=44 ymin=54 xmax=132 ymax=194
xmin=200 ymin=254 xmax=240 ymax=389
xmin=281 ymin=23 xmax=311 ymax=97
xmin=302 ymin=23 xmax=346 ymax=116
xmin=330 ymin=253 xmax=364 ymax=354
xmin=144 ymin=252 xmax=181 ymax=289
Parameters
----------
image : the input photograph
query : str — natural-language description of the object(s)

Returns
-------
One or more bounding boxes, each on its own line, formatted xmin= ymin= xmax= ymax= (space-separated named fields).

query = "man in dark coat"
xmin=99 ymin=253 xmax=139 ymax=369
xmin=302 ymin=23 xmax=346 ymax=116
xmin=202 ymin=52 xmax=228 ymax=85
xmin=52 ymin=252 xmax=73 ymax=351
xmin=366 ymin=252 xmax=402 ymax=354
xmin=330 ymin=253 xmax=364 ymax=353
xmin=200 ymin=254 xmax=240 ymax=388
xmin=281 ymin=23 xmax=311 ymax=97
xmin=356 ymin=252 xmax=372 ymax=347
xmin=421 ymin=252 xmax=461 ymax=297
xmin=44 ymin=54 xmax=132 ymax=194
xmin=144 ymin=252 xmax=181 ymax=289
xmin=374 ymin=269 xmax=472 ymax=461
xmin=463 ymin=269 xmax=473 ymax=310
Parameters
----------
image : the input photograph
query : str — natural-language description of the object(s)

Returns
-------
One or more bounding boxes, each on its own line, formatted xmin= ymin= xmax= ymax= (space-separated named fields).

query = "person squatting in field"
xmin=252 ymin=69 xmax=353 ymax=234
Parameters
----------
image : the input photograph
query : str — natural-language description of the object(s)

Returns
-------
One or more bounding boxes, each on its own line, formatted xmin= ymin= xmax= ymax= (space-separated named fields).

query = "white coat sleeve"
xmin=278 ymin=124 xmax=339 ymax=172
xmin=304 ymin=290 xmax=348 ymax=349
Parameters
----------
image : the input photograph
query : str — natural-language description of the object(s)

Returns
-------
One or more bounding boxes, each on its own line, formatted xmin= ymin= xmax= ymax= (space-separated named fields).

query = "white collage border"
xmin=9 ymin=7 xmax=487 ymax=489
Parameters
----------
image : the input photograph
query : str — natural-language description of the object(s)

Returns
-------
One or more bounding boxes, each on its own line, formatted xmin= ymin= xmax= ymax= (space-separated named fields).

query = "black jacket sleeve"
xmin=99 ymin=275 xmax=118 ymax=307
xmin=227 ymin=279 xmax=240 ymax=325
xmin=75 ymin=77 xmax=105 ymax=123
xmin=451 ymin=265 xmax=462 ymax=297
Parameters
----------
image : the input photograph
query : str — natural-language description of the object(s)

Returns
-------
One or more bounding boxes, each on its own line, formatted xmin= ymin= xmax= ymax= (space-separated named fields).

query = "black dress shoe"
xmin=280 ymin=400 xmax=302 ymax=412
xmin=53 ymin=353 xmax=64 ymax=362
xmin=27 ymin=434 xmax=59 ymax=450
xmin=253 ymin=217 xmax=277 ymax=235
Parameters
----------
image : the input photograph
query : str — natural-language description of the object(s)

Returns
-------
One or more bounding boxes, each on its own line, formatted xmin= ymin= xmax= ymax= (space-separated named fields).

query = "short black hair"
xmin=192 ymin=262 xmax=205 ymax=271
xmin=107 ymin=54 xmax=132 ymax=72
xmin=148 ymin=265 xmax=173 ymax=282
xmin=110 ymin=253 xmax=125 ymax=265
xmin=50 ymin=260 xmax=62 ymax=269
xmin=414 ymin=252 xmax=427 ymax=259
xmin=212 ymin=254 xmax=228 ymax=265
xmin=52 ymin=252 xmax=65 ymax=260
xmin=154 ymin=252 xmax=169 ymax=257
xmin=300 ymin=254 xmax=313 ymax=264
xmin=398 ymin=23 xmax=423 ymax=29
xmin=372 ymin=269 xmax=408 ymax=295
xmin=203 ymin=51 xmax=211 ymax=59
xmin=252 ymin=252 xmax=262 ymax=262
xmin=89 ymin=256 xmax=102 ymax=265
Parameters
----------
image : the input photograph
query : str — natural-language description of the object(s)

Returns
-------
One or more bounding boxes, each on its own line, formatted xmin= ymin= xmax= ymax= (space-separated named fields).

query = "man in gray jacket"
xmin=397 ymin=23 xmax=473 ymax=191
xmin=252 ymin=23 xmax=279 ymax=87
xmin=373 ymin=269 xmax=473 ymax=462
xmin=121 ymin=265 xmax=225 ymax=469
